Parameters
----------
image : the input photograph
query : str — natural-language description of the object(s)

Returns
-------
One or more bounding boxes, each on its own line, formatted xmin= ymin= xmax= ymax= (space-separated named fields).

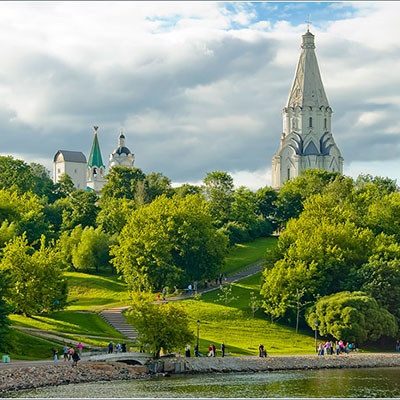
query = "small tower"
xmin=109 ymin=130 xmax=135 ymax=168
xmin=53 ymin=150 xmax=87 ymax=190
xmin=272 ymin=29 xmax=343 ymax=189
xmin=87 ymin=126 xmax=106 ymax=192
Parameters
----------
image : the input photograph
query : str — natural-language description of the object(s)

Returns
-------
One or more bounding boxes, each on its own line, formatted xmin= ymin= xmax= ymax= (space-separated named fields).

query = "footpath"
xmin=100 ymin=262 xmax=265 ymax=339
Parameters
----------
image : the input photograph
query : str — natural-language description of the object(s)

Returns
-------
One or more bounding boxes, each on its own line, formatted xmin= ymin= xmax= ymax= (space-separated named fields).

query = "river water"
xmin=8 ymin=367 xmax=400 ymax=398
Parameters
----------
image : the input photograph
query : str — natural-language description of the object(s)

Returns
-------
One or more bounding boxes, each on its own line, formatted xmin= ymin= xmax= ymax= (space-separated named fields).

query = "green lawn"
xmin=65 ymin=271 xmax=130 ymax=311
xmin=5 ymin=236 xmax=318 ymax=359
xmin=222 ymin=237 xmax=277 ymax=274
xmin=183 ymin=272 xmax=315 ymax=356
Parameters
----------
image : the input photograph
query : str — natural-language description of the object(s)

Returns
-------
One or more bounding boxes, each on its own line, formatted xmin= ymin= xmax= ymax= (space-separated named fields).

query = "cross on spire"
xmin=306 ymin=15 xmax=312 ymax=32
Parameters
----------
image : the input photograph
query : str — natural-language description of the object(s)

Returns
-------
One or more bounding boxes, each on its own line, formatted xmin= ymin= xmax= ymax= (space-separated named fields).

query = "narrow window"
xmin=287 ymin=168 xmax=290 ymax=180
xmin=309 ymin=117 xmax=312 ymax=128
xmin=324 ymin=118 xmax=327 ymax=129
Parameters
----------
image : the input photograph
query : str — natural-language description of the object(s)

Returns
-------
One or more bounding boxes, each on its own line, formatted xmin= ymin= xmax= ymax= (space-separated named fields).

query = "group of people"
xmin=108 ymin=341 xmax=126 ymax=353
xmin=258 ymin=344 xmax=267 ymax=357
xmin=52 ymin=343 xmax=82 ymax=366
xmin=185 ymin=342 xmax=226 ymax=357
xmin=317 ymin=340 xmax=357 ymax=356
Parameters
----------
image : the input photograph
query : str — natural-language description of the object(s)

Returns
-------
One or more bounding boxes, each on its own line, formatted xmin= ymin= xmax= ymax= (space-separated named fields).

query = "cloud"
xmin=0 ymin=1 xmax=400 ymax=188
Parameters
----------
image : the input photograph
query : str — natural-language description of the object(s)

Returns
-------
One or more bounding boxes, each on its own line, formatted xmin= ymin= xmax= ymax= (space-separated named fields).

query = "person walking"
xmin=108 ymin=342 xmax=114 ymax=354
xmin=221 ymin=342 xmax=226 ymax=357
xmin=53 ymin=348 xmax=58 ymax=365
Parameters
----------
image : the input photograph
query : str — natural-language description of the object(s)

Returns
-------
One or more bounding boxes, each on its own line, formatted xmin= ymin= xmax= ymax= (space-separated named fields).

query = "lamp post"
xmin=314 ymin=320 xmax=319 ymax=353
xmin=196 ymin=320 xmax=200 ymax=357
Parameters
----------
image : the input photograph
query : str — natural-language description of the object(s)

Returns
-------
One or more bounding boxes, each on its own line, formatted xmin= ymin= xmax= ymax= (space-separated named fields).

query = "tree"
xmin=126 ymin=294 xmax=194 ymax=358
xmin=0 ymin=188 xmax=50 ymax=245
xmin=249 ymin=291 xmax=261 ymax=318
xmin=71 ymin=227 xmax=113 ymax=272
xmin=29 ymin=162 xmax=57 ymax=202
xmin=0 ymin=271 xmax=11 ymax=351
xmin=111 ymin=194 xmax=228 ymax=292
xmin=0 ymin=156 xmax=39 ymax=195
xmin=274 ymin=169 xmax=343 ymax=226
xmin=101 ymin=166 xmax=146 ymax=201
xmin=216 ymin=284 xmax=238 ymax=305
xmin=255 ymin=186 xmax=278 ymax=225
xmin=96 ymin=197 xmax=136 ymax=235
xmin=306 ymin=291 xmax=397 ymax=343
xmin=203 ymin=171 xmax=234 ymax=227
xmin=357 ymin=234 xmax=400 ymax=323
xmin=0 ymin=235 xmax=67 ymax=316
xmin=261 ymin=192 xmax=375 ymax=322
xmin=144 ymin=172 xmax=172 ymax=203
xmin=53 ymin=173 xmax=76 ymax=198
xmin=173 ymin=184 xmax=202 ymax=198
xmin=57 ymin=190 xmax=99 ymax=232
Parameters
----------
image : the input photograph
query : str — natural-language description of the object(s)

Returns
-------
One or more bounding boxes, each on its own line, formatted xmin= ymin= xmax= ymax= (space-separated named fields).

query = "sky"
xmin=1 ymin=1 xmax=400 ymax=190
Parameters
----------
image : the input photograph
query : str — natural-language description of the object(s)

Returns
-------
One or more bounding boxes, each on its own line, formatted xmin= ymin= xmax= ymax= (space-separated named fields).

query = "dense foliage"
xmin=126 ymin=294 xmax=194 ymax=358
xmin=261 ymin=170 xmax=400 ymax=343
xmin=111 ymin=194 xmax=228 ymax=291
xmin=306 ymin=291 xmax=397 ymax=343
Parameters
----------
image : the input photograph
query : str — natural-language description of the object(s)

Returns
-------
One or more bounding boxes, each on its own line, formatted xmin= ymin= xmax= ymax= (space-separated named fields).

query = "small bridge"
xmin=87 ymin=351 xmax=152 ymax=365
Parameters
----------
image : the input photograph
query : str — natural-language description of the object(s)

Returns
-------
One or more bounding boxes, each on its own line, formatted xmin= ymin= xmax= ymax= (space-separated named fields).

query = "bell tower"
xmin=87 ymin=126 xmax=107 ymax=192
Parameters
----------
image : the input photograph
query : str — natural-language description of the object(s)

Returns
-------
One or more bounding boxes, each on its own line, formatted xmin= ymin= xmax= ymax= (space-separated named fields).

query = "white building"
xmin=272 ymin=29 xmax=343 ymax=189
xmin=53 ymin=150 xmax=87 ymax=190
xmin=109 ymin=131 xmax=135 ymax=168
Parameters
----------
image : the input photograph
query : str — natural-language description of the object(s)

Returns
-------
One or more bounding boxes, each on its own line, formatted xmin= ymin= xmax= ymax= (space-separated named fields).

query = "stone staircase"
xmin=99 ymin=307 xmax=138 ymax=341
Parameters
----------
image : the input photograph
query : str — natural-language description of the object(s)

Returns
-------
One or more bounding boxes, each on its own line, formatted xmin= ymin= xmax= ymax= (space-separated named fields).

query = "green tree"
xmin=0 ymin=188 xmax=50 ymax=245
xmin=203 ymin=171 xmax=234 ymax=227
xmin=111 ymin=194 xmax=228 ymax=291
xmin=126 ymin=294 xmax=194 ymax=358
xmin=261 ymin=192 xmax=374 ymax=322
xmin=96 ymin=197 xmax=136 ymax=235
xmin=306 ymin=291 xmax=397 ymax=343
xmin=0 ymin=235 xmax=67 ymax=316
xmin=173 ymin=184 xmax=202 ymax=198
xmin=255 ymin=186 xmax=278 ymax=225
xmin=0 ymin=271 xmax=11 ymax=350
xmin=58 ymin=190 xmax=99 ymax=231
xmin=275 ymin=169 xmax=343 ymax=226
xmin=54 ymin=173 xmax=76 ymax=198
xmin=0 ymin=156 xmax=38 ymax=195
xmin=101 ymin=166 xmax=146 ymax=201
xmin=71 ymin=227 xmax=113 ymax=272
xmin=144 ymin=172 xmax=172 ymax=203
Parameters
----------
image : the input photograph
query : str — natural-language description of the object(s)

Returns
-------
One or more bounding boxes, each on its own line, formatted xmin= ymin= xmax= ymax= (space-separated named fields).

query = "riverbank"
xmin=1 ymin=353 xmax=400 ymax=395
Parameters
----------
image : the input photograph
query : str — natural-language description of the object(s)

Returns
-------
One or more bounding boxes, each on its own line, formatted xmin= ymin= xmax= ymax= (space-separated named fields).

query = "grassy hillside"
xmin=6 ymin=236 xmax=317 ymax=359
xmin=184 ymin=273 xmax=315 ymax=356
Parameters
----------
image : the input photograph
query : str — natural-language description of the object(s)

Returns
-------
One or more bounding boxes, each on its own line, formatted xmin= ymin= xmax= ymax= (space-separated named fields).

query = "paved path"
xmin=100 ymin=262 xmax=266 ymax=338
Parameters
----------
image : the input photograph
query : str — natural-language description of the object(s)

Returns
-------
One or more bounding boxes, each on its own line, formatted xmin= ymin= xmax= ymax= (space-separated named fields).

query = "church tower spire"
xmin=272 ymin=30 xmax=343 ymax=189
xmin=87 ymin=126 xmax=106 ymax=192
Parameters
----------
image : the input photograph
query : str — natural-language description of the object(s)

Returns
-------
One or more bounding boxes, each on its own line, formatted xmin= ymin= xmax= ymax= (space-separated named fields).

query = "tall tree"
xmin=101 ymin=166 xmax=146 ymax=201
xmin=203 ymin=171 xmax=234 ymax=227
xmin=126 ymin=294 xmax=194 ymax=358
xmin=111 ymin=194 xmax=228 ymax=291
xmin=0 ymin=235 xmax=67 ymax=316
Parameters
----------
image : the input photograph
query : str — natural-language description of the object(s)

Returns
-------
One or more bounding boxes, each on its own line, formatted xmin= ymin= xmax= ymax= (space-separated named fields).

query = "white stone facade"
xmin=53 ymin=150 xmax=87 ymax=190
xmin=272 ymin=30 xmax=343 ymax=189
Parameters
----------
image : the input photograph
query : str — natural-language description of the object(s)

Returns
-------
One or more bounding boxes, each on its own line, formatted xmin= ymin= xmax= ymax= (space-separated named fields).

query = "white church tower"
xmin=272 ymin=29 xmax=343 ymax=189
xmin=109 ymin=130 xmax=135 ymax=168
